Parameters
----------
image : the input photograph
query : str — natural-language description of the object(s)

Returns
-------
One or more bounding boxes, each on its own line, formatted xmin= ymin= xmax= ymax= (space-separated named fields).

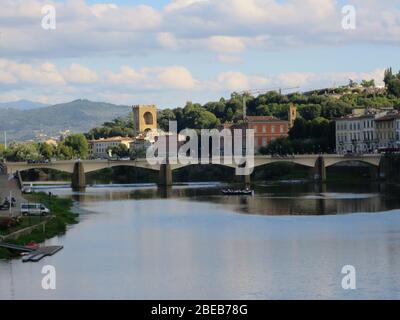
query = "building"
xmin=335 ymin=108 xmax=398 ymax=154
xmin=88 ymin=136 xmax=134 ymax=159
xmin=245 ymin=116 xmax=289 ymax=150
xmin=375 ymin=113 xmax=400 ymax=149
xmin=335 ymin=113 xmax=377 ymax=153
xmin=219 ymin=107 xmax=293 ymax=152
xmin=132 ymin=105 xmax=157 ymax=134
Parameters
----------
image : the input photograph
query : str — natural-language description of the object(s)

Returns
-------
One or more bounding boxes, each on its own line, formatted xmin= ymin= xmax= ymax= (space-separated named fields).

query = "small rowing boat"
xmin=221 ymin=189 xmax=254 ymax=196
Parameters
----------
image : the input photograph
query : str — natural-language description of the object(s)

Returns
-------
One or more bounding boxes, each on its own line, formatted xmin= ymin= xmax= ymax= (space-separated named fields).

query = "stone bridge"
xmin=2 ymin=154 xmax=386 ymax=189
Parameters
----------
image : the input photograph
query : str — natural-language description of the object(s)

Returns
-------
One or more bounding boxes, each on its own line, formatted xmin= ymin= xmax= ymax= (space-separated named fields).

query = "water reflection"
xmin=46 ymin=181 xmax=400 ymax=216
xmin=1 ymin=182 xmax=400 ymax=299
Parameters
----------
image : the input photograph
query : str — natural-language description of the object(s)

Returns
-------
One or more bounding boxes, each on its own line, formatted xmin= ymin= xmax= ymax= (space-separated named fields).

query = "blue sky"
xmin=0 ymin=0 xmax=399 ymax=108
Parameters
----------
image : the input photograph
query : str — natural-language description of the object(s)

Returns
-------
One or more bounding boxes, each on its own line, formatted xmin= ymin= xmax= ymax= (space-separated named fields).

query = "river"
xmin=1 ymin=181 xmax=400 ymax=299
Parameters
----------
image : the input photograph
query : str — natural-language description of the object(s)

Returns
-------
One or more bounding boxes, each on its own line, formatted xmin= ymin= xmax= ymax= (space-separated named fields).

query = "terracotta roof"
xmin=246 ymin=116 xmax=287 ymax=123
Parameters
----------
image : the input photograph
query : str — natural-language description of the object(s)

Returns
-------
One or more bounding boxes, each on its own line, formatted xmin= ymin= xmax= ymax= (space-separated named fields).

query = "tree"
xmin=109 ymin=143 xmax=130 ymax=158
xmin=62 ymin=134 xmax=88 ymax=159
xmin=384 ymin=68 xmax=400 ymax=97
xmin=299 ymin=104 xmax=322 ymax=120
xmin=361 ymin=79 xmax=375 ymax=88
xmin=158 ymin=109 xmax=176 ymax=131
xmin=259 ymin=138 xmax=293 ymax=155
xmin=39 ymin=142 xmax=55 ymax=160
xmin=130 ymin=145 xmax=147 ymax=159
xmin=5 ymin=142 xmax=40 ymax=161
xmin=0 ymin=143 xmax=5 ymax=159
xmin=182 ymin=103 xmax=220 ymax=129
xmin=56 ymin=144 xmax=74 ymax=160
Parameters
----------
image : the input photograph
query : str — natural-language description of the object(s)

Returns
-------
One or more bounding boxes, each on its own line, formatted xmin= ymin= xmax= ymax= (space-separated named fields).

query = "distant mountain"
xmin=0 ymin=99 xmax=131 ymax=141
xmin=0 ymin=99 xmax=49 ymax=110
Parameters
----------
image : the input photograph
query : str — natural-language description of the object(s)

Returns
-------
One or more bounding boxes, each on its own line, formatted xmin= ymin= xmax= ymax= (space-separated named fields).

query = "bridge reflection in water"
xmin=50 ymin=181 xmax=398 ymax=216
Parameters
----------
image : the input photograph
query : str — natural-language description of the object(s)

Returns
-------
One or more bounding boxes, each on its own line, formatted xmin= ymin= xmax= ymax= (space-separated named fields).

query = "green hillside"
xmin=0 ymin=99 xmax=130 ymax=141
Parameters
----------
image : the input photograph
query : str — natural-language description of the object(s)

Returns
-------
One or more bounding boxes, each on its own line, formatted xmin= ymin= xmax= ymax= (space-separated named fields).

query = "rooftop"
xmin=375 ymin=113 xmax=400 ymax=122
xmin=246 ymin=116 xmax=287 ymax=123
xmin=89 ymin=136 xmax=134 ymax=142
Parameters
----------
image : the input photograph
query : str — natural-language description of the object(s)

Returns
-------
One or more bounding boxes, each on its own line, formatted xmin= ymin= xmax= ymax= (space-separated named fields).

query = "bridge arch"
xmin=325 ymin=159 xmax=379 ymax=168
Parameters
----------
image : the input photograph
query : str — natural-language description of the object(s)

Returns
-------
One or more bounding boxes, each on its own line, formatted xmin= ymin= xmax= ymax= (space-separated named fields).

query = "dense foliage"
xmin=3 ymin=134 xmax=88 ymax=161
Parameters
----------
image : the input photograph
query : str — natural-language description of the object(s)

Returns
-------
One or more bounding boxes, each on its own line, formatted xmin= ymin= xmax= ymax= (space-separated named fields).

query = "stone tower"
xmin=132 ymin=105 xmax=158 ymax=134
xmin=288 ymin=104 xmax=297 ymax=128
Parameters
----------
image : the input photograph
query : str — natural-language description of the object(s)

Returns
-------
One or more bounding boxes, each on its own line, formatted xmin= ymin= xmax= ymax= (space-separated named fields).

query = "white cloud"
xmin=63 ymin=64 xmax=99 ymax=84
xmin=107 ymin=65 xmax=198 ymax=90
xmin=165 ymin=0 xmax=210 ymax=13
xmin=208 ymin=36 xmax=246 ymax=53
xmin=213 ymin=71 xmax=270 ymax=91
xmin=0 ymin=0 xmax=399 ymax=60
xmin=0 ymin=59 xmax=65 ymax=86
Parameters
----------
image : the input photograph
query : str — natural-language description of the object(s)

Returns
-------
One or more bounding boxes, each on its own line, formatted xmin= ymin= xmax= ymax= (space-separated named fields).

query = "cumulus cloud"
xmin=0 ymin=0 xmax=399 ymax=59
xmin=107 ymin=65 xmax=198 ymax=90
xmin=63 ymin=64 xmax=99 ymax=84
xmin=0 ymin=59 xmax=65 ymax=86
xmin=208 ymin=36 xmax=246 ymax=53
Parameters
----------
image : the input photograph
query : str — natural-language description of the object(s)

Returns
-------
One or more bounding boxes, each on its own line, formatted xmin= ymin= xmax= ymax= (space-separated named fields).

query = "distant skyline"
xmin=0 ymin=0 xmax=400 ymax=108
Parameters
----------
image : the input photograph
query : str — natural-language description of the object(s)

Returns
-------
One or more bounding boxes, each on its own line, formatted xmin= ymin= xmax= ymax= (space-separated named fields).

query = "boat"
xmin=25 ymin=241 xmax=39 ymax=250
xmin=221 ymin=189 xmax=254 ymax=195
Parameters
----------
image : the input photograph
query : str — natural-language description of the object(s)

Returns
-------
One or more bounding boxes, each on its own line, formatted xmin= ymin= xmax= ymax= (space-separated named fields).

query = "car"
xmin=21 ymin=186 xmax=33 ymax=194
xmin=20 ymin=203 xmax=50 ymax=216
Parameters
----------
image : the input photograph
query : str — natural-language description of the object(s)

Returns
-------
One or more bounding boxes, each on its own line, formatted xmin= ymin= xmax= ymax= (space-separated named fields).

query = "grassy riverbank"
xmin=0 ymin=192 xmax=78 ymax=260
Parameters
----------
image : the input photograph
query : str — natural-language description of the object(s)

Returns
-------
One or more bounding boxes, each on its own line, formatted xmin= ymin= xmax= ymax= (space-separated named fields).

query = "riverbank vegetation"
xmin=0 ymin=192 xmax=78 ymax=260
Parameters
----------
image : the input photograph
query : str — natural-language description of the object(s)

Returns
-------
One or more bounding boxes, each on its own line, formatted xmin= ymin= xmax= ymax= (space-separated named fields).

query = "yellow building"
xmin=132 ymin=105 xmax=157 ymax=134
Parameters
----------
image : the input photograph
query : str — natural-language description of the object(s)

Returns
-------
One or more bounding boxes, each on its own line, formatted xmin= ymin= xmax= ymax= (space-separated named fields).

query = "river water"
xmin=1 ymin=182 xmax=400 ymax=299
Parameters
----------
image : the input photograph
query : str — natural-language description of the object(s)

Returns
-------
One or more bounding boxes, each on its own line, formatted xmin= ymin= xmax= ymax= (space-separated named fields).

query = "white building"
xmin=335 ymin=110 xmax=390 ymax=154
xmin=88 ymin=136 xmax=134 ymax=159
xmin=375 ymin=113 xmax=400 ymax=149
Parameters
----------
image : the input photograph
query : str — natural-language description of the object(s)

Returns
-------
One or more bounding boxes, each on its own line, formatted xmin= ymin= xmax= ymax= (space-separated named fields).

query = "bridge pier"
xmin=313 ymin=156 xmax=326 ymax=182
xmin=369 ymin=166 xmax=379 ymax=180
xmin=378 ymin=157 xmax=390 ymax=180
xmin=243 ymin=174 xmax=251 ymax=186
xmin=71 ymin=161 xmax=86 ymax=190
xmin=159 ymin=163 xmax=173 ymax=187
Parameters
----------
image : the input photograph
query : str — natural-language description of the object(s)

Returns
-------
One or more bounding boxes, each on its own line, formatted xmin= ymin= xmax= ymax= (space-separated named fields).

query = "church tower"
xmin=132 ymin=105 xmax=158 ymax=134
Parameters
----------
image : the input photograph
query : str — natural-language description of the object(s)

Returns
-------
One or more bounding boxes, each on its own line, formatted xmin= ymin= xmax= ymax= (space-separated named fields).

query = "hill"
xmin=0 ymin=99 xmax=49 ymax=110
xmin=0 ymin=99 xmax=130 ymax=141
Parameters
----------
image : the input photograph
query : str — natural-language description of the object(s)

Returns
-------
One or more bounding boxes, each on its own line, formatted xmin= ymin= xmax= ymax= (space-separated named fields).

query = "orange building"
xmin=245 ymin=116 xmax=289 ymax=149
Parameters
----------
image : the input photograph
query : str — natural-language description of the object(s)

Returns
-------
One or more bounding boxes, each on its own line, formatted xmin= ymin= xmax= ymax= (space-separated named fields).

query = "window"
xmin=262 ymin=126 xmax=266 ymax=133
xmin=280 ymin=125 xmax=284 ymax=133
xmin=271 ymin=126 xmax=275 ymax=133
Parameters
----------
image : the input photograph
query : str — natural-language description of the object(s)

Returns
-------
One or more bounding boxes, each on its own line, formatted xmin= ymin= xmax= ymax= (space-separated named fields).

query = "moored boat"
xmin=221 ymin=189 xmax=254 ymax=195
